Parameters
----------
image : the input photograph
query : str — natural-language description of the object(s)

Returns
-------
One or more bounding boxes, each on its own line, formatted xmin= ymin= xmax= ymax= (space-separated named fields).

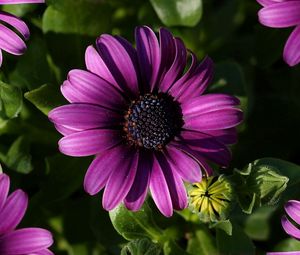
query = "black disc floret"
xmin=124 ymin=93 xmax=183 ymax=150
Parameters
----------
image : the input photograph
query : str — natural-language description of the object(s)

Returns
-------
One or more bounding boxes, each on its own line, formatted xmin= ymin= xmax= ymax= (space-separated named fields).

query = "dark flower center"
xmin=124 ymin=93 xmax=183 ymax=150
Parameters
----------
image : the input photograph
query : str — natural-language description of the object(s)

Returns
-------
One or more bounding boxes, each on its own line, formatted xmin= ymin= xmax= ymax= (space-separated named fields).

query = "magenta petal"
xmin=124 ymin=151 xmax=153 ymax=211
xmin=156 ymin=153 xmax=188 ymax=210
xmin=156 ymin=28 xmax=176 ymax=91
xmin=281 ymin=215 xmax=300 ymax=240
xmin=135 ymin=26 xmax=160 ymax=92
xmin=0 ymin=228 xmax=53 ymax=255
xmin=258 ymin=1 xmax=300 ymax=28
xmin=177 ymin=130 xmax=231 ymax=167
xmin=285 ymin=200 xmax=300 ymax=225
xmin=0 ymin=174 xmax=9 ymax=211
xmin=181 ymin=94 xmax=240 ymax=116
xmin=85 ymin=45 xmax=117 ymax=86
xmin=164 ymin=145 xmax=202 ymax=183
xmin=84 ymin=146 xmax=126 ymax=195
xmin=0 ymin=0 xmax=44 ymax=3
xmin=257 ymin=0 xmax=279 ymax=7
xmin=203 ymin=128 xmax=238 ymax=145
xmin=0 ymin=12 xmax=29 ymax=40
xmin=102 ymin=148 xmax=139 ymax=210
xmin=184 ymin=108 xmax=243 ymax=131
xmin=0 ymin=23 xmax=26 ymax=55
xmin=64 ymin=70 xmax=127 ymax=110
xmin=283 ymin=25 xmax=300 ymax=66
xmin=170 ymin=56 xmax=214 ymax=102
xmin=96 ymin=34 xmax=139 ymax=97
xmin=159 ymin=38 xmax=187 ymax=92
xmin=32 ymin=249 xmax=54 ymax=255
xmin=267 ymin=252 xmax=300 ymax=255
xmin=0 ymin=190 xmax=27 ymax=235
xmin=149 ymin=155 xmax=173 ymax=217
xmin=170 ymin=142 xmax=214 ymax=176
xmin=58 ymin=129 xmax=121 ymax=157
xmin=53 ymin=123 xmax=78 ymax=136
xmin=49 ymin=104 xmax=121 ymax=130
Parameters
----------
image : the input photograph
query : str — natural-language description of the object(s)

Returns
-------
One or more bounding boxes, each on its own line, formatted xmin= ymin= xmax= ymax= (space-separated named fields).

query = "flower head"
xmin=49 ymin=26 xmax=243 ymax=217
xmin=0 ymin=0 xmax=44 ymax=66
xmin=268 ymin=200 xmax=300 ymax=255
xmin=188 ymin=175 xmax=234 ymax=222
xmin=257 ymin=0 xmax=300 ymax=66
xmin=0 ymin=173 xmax=53 ymax=255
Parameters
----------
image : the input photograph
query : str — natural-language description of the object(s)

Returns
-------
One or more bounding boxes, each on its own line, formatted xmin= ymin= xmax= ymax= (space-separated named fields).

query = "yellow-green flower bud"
xmin=188 ymin=175 xmax=234 ymax=223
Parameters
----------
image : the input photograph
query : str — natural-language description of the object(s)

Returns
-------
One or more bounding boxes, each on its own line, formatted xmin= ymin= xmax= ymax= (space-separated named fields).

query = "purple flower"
xmin=257 ymin=0 xmax=300 ymax=66
xmin=49 ymin=26 xmax=243 ymax=217
xmin=268 ymin=200 xmax=300 ymax=255
xmin=0 ymin=173 xmax=53 ymax=255
xmin=0 ymin=0 xmax=44 ymax=66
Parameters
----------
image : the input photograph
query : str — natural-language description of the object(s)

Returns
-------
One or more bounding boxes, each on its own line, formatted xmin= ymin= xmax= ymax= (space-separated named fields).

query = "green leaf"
xmin=273 ymin=238 xmax=300 ymax=252
xmin=244 ymin=206 xmax=277 ymax=241
xmin=2 ymin=4 xmax=36 ymax=17
xmin=5 ymin=136 xmax=33 ymax=174
xmin=210 ymin=220 xmax=233 ymax=236
xmin=216 ymin=223 xmax=255 ymax=255
xmin=33 ymin=154 xmax=91 ymax=203
xmin=149 ymin=0 xmax=202 ymax=27
xmin=109 ymin=203 xmax=163 ymax=241
xmin=24 ymin=84 xmax=67 ymax=115
xmin=163 ymin=240 xmax=191 ymax=255
xmin=43 ymin=0 xmax=113 ymax=36
xmin=121 ymin=238 xmax=162 ymax=255
xmin=0 ymin=81 xmax=22 ymax=120
xmin=187 ymin=225 xmax=218 ymax=255
xmin=211 ymin=61 xmax=249 ymax=115
xmin=9 ymin=37 xmax=57 ymax=90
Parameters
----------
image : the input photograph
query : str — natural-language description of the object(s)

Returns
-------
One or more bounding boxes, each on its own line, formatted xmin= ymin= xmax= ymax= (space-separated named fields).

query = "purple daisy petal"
xmin=170 ymin=141 xmax=214 ymax=176
xmin=149 ymin=155 xmax=173 ymax=217
xmin=282 ymin=215 xmax=300 ymax=240
xmin=102 ymin=147 xmax=139 ymax=210
xmin=0 ymin=0 xmax=44 ymax=3
xmin=159 ymin=37 xmax=187 ymax=92
xmin=156 ymin=153 xmax=188 ymax=210
xmin=32 ymin=249 xmax=54 ymax=255
xmin=0 ymin=189 xmax=28 ymax=235
xmin=124 ymin=150 xmax=152 ymax=211
xmin=176 ymin=130 xmax=231 ymax=167
xmin=285 ymin=200 xmax=300 ymax=225
xmin=184 ymin=108 xmax=243 ymax=131
xmin=63 ymin=70 xmax=128 ymax=110
xmin=84 ymin=145 xmax=127 ymax=195
xmin=0 ymin=12 xmax=29 ymax=40
xmin=0 ymin=228 xmax=53 ymax=255
xmin=283 ymin=25 xmax=300 ymax=66
xmin=49 ymin=104 xmax=121 ymax=131
xmin=0 ymin=174 xmax=9 ymax=211
xmin=203 ymin=128 xmax=238 ymax=145
xmin=257 ymin=0 xmax=280 ymax=6
xmin=155 ymin=27 xmax=177 ymax=91
xmin=169 ymin=56 xmax=214 ymax=103
xmin=258 ymin=1 xmax=300 ymax=28
xmin=53 ymin=123 xmax=79 ymax=136
xmin=96 ymin=34 xmax=139 ymax=97
xmin=164 ymin=145 xmax=202 ymax=183
xmin=135 ymin=26 xmax=160 ymax=92
xmin=181 ymin=94 xmax=240 ymax=116
xmin=267 ymin=252 xmax=300 ymax=255
xmin=85 ymin=45 xmax=117 ymax=86
xmin=58 ymin=129 xmax=122 ymax=157
xmin=0 ymin=23 xmax=26 ymax=55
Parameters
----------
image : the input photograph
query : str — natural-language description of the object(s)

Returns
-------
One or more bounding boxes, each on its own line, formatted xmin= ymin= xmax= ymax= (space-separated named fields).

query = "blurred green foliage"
xmin=0 ymin=0 xmax=300 ymax=254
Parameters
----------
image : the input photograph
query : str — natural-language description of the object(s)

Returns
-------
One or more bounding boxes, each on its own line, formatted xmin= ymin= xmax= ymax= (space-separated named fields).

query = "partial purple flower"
xmin=0 ymin=0 xmax=44 ymax=66
xmin=268 ymin=200 xmax=300 ymax=255
xmin=49 ymin=26 xmax=243 ymax=217
xmin=0 ymin=173 xmax=53 ymax=255
xmin=257 ymin=0 xmax=300 ymax=66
